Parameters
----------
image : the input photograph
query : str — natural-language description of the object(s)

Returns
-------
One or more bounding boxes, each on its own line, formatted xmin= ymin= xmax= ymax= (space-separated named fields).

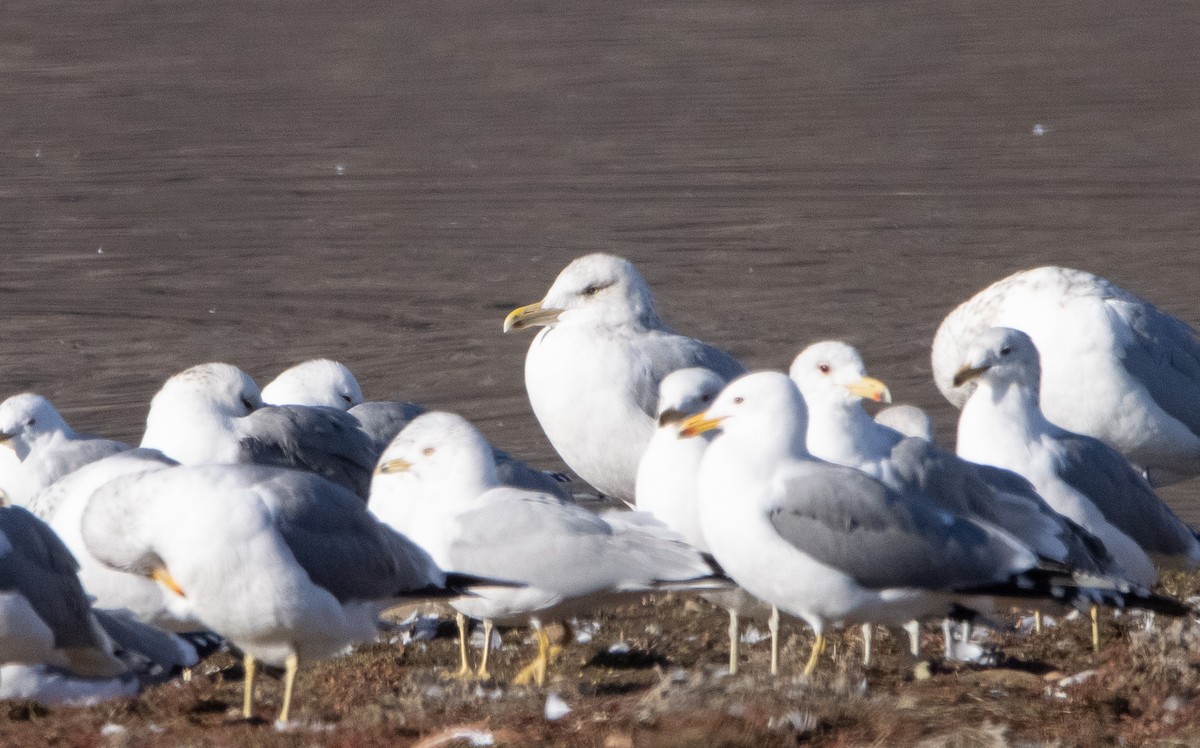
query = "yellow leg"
xmin=456 ymin=612 xmax=471 ymax=676
xmin=1091 ymin=605 xmax=1100 ymax=652
xmin=1034 ymin=609 xmax=1043 ymax=634
xmin=277 ymin=653 xmax=299 ymax=724
xmin=512 ymin=625 xmax=550 ymax=687
xmin=860 ymin=623 xmax=873 ymax=667
xmin=242 ymin=653 xmax=256 ymax=719
xmin=477 ymin=620 xmax=494 ymax=679
xmin=727 ymin=609 xmax=739 ymax=675
xmin=182 ymin=667 xmax=193 ymax=683
xmin=803 ymin=632 xmax=825 ymax=676
xmin=768 ymin=606 xmax=780 ymax=676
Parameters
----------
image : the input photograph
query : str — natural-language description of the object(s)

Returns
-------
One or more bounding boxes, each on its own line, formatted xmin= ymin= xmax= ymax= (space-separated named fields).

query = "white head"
xmin=0 ymin=394 xmax=74 ymax=458
xmin=503 ymin=253 xmax=661 ymax=332
xmin=953 ymin=327 xmax=1041 ymax=399
xmin=679 ymin=371 xmax=809 ymax=460
xmin=261 ymin=359 xmax=364 ymax=410
xmin=373 ymin=412 xmax=500 ymax=506
xmin=146 ymin=363 xmax=262 ymax=419
xmin=874 ymin=405 xmax=935 ymax=442
xmin=788 ymin=341 xmax=892 ymax=411
xmin=655 ymin=368 xmax=726 ymax=427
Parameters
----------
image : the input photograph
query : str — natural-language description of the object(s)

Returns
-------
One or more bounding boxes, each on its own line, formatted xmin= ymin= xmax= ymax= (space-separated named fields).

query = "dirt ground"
xmin=3 ymin=0 xmax=1200 ymax=744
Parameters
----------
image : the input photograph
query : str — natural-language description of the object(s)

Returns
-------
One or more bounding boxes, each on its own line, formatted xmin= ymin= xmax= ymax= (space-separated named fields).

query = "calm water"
xmin=2 ymin=1 xmax=1199 ymax=515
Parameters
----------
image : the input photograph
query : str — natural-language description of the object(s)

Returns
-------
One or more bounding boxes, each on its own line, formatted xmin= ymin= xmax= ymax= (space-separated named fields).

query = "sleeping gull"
xmin=634 ymin=367 xmax=778 ymax=674
xmin=503 ymin=253 xmax=743 ymax=502
xmin=932 ymin=266 xmax=1200 ymax=486
xmin=874 ymin=404 xmax=935 ymax=442
xmin=81 ymin=462 xmax=469 ymax=723
xmin=0 ymin=394 xmax=129 ymax=504
xmin=370 ymin=411 xmax=722 ymax=686
xmin=680 ymin=372 xmax=1178 ymax=675
xmin=954 ymin=327 xmax=1200 ymax=585
xmin=140 ymin=363 xmax=377 ymax=498
xmin=261 ymin=359 xmax=365 ymax=409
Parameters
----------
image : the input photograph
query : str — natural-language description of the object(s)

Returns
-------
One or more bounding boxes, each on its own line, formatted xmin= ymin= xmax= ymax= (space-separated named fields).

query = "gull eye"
xmin=241 ymin=396 xmax=255 ymax=412
xmin=817 ymin=363 xmax=831 ymax=374
xmin=341 ymin=393 xmax=353 ymax=404
xmin=422 ymin=447 xmax=436 ymax=457
xmin=733 ymin=396 xmax=744 ymax=405
xmin=582 ymin=284 xmax=602 ymax=296
xmin=25 ymin=418 xmax=35 ymax=427
xmin=700 ymin=394 xmax=713 ymax=403
xmin=1000 ymin=346 xmax=1012 ymax=356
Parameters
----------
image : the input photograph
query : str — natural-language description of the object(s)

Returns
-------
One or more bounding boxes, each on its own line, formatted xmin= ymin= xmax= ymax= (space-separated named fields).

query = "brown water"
xmin=2 ymin=1 xmax=1199 ymax=515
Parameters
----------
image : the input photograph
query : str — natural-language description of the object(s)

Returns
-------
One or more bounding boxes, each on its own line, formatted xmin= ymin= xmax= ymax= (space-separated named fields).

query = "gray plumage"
xmin=239 ymin=405 xmax=377 ymax=499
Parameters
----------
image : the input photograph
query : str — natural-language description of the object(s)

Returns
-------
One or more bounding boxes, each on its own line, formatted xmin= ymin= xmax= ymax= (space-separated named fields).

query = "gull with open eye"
xmin=503 ymin=253 xmax=743 ymax=503
xmin=371 ymin=411 xmax=723 ymax=686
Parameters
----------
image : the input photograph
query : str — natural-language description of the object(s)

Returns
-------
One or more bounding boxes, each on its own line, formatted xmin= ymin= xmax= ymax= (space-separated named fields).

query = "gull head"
xmin=680 ymin=372 xmax=809 ymax=457
xmin=504 ymin=253 xmax=660 ymax=332
xmin=374 ymin=412 xmax=500 ymax=502
xmin=655 ymin=367 xmax=727 ymax=428
xmin=953 ymin=327 xmax=1041 ymax=392
xmin=261 ymin=359 xmax=364 ymax=410
xmin=148 ymin=363 xmax=263 ymax=419
xmin=0 ymin=393 xmax=73 ymax=456
xmin=789 ymin=341 xmax=892 ymax=409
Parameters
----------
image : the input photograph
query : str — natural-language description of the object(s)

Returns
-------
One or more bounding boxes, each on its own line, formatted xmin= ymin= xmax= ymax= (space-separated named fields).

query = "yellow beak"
xmin=678 ymin=412 xmax=726 ymax=438
xmin=845 ymin=376 xmax=892 ymax=403
xmin=503 ymin=301 xmax=563 ymax=332
xmin=375 ymin=457 xmax=412 ymax=475
xmin=152 ymin=568 xmax=186 ymax=598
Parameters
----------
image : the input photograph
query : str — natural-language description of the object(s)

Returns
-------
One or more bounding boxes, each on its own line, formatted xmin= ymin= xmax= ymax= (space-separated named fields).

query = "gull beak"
xmin=152 ymin=568 xmax=186 ymax=598
xmin=0 ymin=432 xmax=15 ymax=448
xmin=953 ymin=365 xmax=990 ymax=387
xmin=656 ymin=408 xmax=688 ymax=428
xmin=678 ymin=412 xmax=726 ymax=439
xmin=845 ymin=376 xmax=892 ymax=403
xmin=375 ymin=458 xmax=413 ymax=475
xmin=503 ymin=301 xmax=562 ymax=332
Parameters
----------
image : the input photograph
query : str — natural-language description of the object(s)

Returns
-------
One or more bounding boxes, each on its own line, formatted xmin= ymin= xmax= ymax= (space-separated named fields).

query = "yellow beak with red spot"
xmin=845 ymin=376 xmax=892 ymax=403
xmin=678 ymin=412 xmax=726 ymax=439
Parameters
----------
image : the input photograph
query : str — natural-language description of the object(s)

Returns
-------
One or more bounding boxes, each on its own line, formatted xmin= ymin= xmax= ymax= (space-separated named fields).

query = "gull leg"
xmin=904 ymin=620 xmax=921 ymax=658
xmin=769 ymin=606 xmax=780 ymax=676
xmin=456 ymin=612 xmax=471 ymax=677
xmin=477 ymin=620 xmax=494 ymax=679
xmin=1034 ymin=609 xmax=1043 ymax=634
xmin=727 ymin=608 xmax=740 ymax=675
xmin=512 ymin=623 xmax=550 ymax=687
xmin=941 ymin=619 xmax=953 ymax=659
xmin=182 ymin=667 xmax=192 ymax=683
xmin=860 ymin=623 xmax=872 ymax=667
xmin=802 ymin=632 xmax=825 ymax=677
xmin=1091 ymin=605 xmax=1100 ymax=652
xmin=277 ymin=653 xmax=299 ymax=725
xmin=242 ymin=653 xmax=256 ymax=719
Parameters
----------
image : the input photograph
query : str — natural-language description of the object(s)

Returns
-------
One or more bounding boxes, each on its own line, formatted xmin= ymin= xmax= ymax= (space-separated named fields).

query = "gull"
xmin=874 ymin=404 xmax=934 ymax=442
xmin=81 ymin=462 xmax=467 ymax=723
xmin=680 ymin=372 xmax=1178 ymax=676
xmin=635 ymin=367 xmax=778 ymax=674
xmin=370 ymin=411 xmax=721 ymax=686
xmin=0 ymin=394 xmax=129 ymax=504
xmin=954 ymin=327 xmax=1200 ymax=585
xmin=932 ymin=266 xmax=1200 ymax=486
xmin=140 ymin=363 xmax=377 ymax=498
xmin=261 ymin=359 xmax=365 ymax=409
xmin=503 ymin=253 xmax=743 ymax=502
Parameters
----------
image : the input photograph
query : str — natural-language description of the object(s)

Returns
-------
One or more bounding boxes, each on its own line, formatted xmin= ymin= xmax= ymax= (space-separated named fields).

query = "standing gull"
xmin=370 ymin=411 xmax=721 ymax=685
xmin=81 ymin=462 xmax=465 ymax=723
xmin=954 ymin=327 xmax=1200 ymax=585
xmin=504 ymin=253 xmax=743 ymax=502
xmin=932 ymin=266 xmax=1200 ymax=486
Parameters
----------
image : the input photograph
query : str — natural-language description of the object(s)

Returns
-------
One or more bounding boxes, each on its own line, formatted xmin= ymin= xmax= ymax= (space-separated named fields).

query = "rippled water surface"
xmin=2 ymin=1 xmax=1199 ymax=516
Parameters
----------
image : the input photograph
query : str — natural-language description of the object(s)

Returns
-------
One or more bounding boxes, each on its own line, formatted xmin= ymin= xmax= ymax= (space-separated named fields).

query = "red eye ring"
xmin=422 ymin=447 xmax=435 ymax=456
xmin=817 ymin=363 xmax=831 ymax=374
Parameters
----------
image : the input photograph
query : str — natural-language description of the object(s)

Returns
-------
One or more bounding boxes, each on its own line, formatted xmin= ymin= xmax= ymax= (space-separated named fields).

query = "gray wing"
xmin=886 ymin=438 xmax=1111 ymax=573
xmin=239 ymin=405 xmax=376 ymax=498
xmin=768 ymin=462 xmax=1031 ymax=591
xmin=493 ymin=449 xmax=573 ymax=502
xmin=348 ymin=400 xmax=428 ymax=455
xmin=0 ymin=506 xmax=101 ymax=650
xmin=631 ymin=331 xmax=745 ymax=417
xmin=262 ymin=469 xmax=442 ymax=602
xmin=1113 ymin=297 xmax=1200 ymax=440
xmin=91 ymin=608 xmax=198 ymax=678
xmin=1054 ymin=432 xmax=1199 ymax=558
xmin=445 ymin=491 xmax=709 ymax=596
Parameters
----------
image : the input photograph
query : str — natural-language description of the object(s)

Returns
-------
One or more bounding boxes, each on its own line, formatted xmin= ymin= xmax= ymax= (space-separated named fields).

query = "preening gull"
xmin=81 ymin=462 xmax=465 ymax=723
xmin=634 ymin=367 xmax=777 ymax=674
xmin=681 ymin=372 xmax=1178 ymax=675
xmin=0 ymin=394 xmax=129 ymax=504
xmin=261 ymin=359 xmax=365 ymax=409
xmin=504 ymin=253 xmax=744 ymax=502
xmin=954 ymin=327 xmax=1200 ymax=587
xmin=933 ymin=266 xmax=1200 ymax=486
xmin=140 ymin=363 xmax=377 ymax=498
xmin=371 ymin=411 xmax=721 ymax=685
